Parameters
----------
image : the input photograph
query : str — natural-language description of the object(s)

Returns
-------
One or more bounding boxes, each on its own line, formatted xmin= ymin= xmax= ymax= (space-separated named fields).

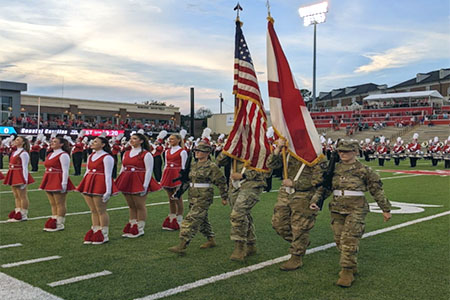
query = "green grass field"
xmin=0 ymin=156 xmax=449 ymax=300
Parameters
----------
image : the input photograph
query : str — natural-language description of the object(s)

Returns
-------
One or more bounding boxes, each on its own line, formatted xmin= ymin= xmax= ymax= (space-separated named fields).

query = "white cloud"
xmin=355 ymin=32 xmax=449 ymax=73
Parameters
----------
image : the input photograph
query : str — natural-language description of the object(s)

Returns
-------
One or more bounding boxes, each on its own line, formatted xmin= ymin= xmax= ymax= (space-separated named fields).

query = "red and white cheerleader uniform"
xmin=160 ymin=145 xmax=187 ymax=230
xmin=39 ymin=149 xmax=76 ymax=231
xmin=160 ymin=146 xmax=187 ymax=188
xmin=77 ymin=150 xmax=118 ymax=244
xmin=116 ymin=147 xmax=161 ymax=237
xmin=3 ymin=148 xmax=35 ymax=221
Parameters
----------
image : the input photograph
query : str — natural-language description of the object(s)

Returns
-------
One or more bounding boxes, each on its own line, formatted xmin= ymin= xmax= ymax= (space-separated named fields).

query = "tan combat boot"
xmin=200 ymin=237 xmax=216 ymax=249
xmin=230 ymin=241 xmax=246 ymax=261
xmin=280 ymin=255 xmax=303 ymax=271
xmin=337 ymin=268 xmax=355 ymax=287
xmin=246 ymin=242 xmax=257 ymax=256
xmin=168 ymin=240 xmax=188 ymax=255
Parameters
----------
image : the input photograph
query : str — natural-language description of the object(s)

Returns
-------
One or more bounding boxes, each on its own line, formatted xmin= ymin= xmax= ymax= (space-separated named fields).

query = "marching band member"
xmin=72 ymin=134 xmax=85 ymax=176
xmin=326 ymin=138 xmax=334 ymax=160
xmin=111 ymin=134 xmax=123 ymax=179
xmin=40 ymin=137 xmax=76 ymax=231
xmin=82 ymin=136 xmax=89 ymax=162
xmin=0 ymin=137 xmax=6 ymax=169
xmin=77 ymin=136 xmax=118 ymax=245
xmin=116 ymin=133 xmax=161 ymax=238
xmin=443 ymin=136 xmax=450 ymax=168
xmin=3 ymin=136 xmax=35 ymax=222
xmin=152 ymin=130 xmax=167 ymax=182
xmin=40 ymin=136 xmax=48 ymax=161
xmin=407 ymin=133 xmax=421 ymax=167
xmin=376 ymin=136 xmax=388 ymax=166
xmin=392 ymin=137 xmax=405 ymax=166
xmin=160 ymin=132 xmax=188 ymax=231
xmin=215 ymin=134 xmax=226 ymax=158
xmin=30 ymin=138 xmax=41 ymax=172
xmin=429 ymin=137 xmax=442 ymax=167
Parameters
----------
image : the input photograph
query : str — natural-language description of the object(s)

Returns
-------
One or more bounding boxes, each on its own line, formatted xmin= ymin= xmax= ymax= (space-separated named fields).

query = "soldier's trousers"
xmin=229 ymin=185 xmax=263 ymax=243
xmin=330 ymin=211 xmax=367 ymax=268
xmin=180 ymin=197 xmax=214 ymax=243
xmin=272 ymin=188 xmax=317 ymax=256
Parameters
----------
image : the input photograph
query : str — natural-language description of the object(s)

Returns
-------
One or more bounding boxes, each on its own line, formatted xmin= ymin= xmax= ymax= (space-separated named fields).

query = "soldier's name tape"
xmin=135 ymin=210 xmax=450 ymax=300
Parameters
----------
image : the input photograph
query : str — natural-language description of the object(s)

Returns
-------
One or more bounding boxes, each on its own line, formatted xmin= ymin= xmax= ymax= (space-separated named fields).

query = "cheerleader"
xmin=116 ymin=133 xmax=161 ymax=238
xmin=3 ymin=136 xmax=35 ymax=222
xmin=160 ymin=133 xmax=187 ymax=230
xmin=39 ymin=137 xmax=76 ymax=231
xmin=77 ymin=137 xmax=118 ymax=245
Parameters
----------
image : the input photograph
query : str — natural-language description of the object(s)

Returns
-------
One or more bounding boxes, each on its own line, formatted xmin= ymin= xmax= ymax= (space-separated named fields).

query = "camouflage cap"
xmin=337 ymin=140 xmax=359 ymax=151
xmin=194 ymin=142 xmax=212 ymax=153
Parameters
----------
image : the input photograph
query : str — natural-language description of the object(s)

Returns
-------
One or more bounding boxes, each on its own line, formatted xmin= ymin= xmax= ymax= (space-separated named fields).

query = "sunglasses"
xmin=338 ymin=150 xmax=353 ymax=153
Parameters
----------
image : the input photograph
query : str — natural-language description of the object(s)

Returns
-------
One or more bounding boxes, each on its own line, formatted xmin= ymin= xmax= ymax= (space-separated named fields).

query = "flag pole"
xmin=281 ymin=144 xmax=288 ymax=180
xmin=232 ymin=2 xmax=243 ymax=174
xmin=37 ymin=97 xmax=41 ymax=130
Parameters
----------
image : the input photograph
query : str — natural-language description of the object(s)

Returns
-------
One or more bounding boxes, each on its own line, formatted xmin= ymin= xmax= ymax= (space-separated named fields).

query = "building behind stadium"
xmin=0 ymin=80 xmax=180 ymax=137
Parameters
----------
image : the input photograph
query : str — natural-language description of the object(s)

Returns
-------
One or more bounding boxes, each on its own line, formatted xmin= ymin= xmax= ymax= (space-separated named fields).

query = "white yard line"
xmin=135 ymin=210 xmax=450 ymax=300
xmin=0 ymin=189 xmax=41 ymax=194
xmin=47 ymin=270 xmax=112 ymax=287
xmin=380 ymin=174 xmax=421 ymax=180
xmin=0 ymin=243 xmax=22 ymax=249
xmin=0 ymin=200 xmax=189 ymax=224
xmin=0 ymin=272 xmax=63 ymax=300
xmin=1 ymin=255 xmax=61 ymax=268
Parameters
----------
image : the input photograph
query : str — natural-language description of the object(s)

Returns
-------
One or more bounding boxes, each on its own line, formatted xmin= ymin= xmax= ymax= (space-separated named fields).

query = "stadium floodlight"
xmin=298 ymin=1 xmax=328 ymax=111
xmin=298 ymin=1 xmax=328 ymax=26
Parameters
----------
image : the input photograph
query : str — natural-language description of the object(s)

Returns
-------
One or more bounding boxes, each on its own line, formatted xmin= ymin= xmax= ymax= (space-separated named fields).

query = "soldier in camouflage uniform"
xmin=310 ymin=140 xmax=392 ymax=287
xmin=216 ymin=152 xmax=267 ymax=261
xmin=267 ymin=139 xmax=327 ymax=271
xmin=169 ymin=142 xmax=228 ymax=255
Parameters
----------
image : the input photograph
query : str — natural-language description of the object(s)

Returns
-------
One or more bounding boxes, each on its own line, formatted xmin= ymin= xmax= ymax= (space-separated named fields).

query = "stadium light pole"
xmin=298 ymin=1 xmax=328 ymax=111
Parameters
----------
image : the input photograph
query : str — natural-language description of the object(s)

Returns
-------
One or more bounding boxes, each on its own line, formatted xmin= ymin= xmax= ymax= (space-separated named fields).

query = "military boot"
xmin=200 ymin=237 xmax=216 ymax=249
xmin=337 ymin=268 xmax=355 ymax=287
xmin=168 ymin=240 xmax=188 ymax=255
xmin=280 ymin=255 xmax=303 ymax=271
xmin=246 ymin=242 xmax=257 ymax=256
xmin=230 ymin=241 xmax=246 ymax=261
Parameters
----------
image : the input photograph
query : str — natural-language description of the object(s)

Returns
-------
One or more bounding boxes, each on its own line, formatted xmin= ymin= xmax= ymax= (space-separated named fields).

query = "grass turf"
xmin=0 ymin=156 xmax=449 ymax=300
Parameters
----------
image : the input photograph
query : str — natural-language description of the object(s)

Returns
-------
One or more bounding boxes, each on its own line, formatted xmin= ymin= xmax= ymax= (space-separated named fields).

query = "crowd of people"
xmin=1 ymin=116 xmax=180 ymax=132
xmin=1 ymin=126 xmax=448 ymax=288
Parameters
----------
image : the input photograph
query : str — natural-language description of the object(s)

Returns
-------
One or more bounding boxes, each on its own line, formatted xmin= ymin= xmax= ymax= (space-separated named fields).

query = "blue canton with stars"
xmin=234 ymin=21 xmax=253 ymax=64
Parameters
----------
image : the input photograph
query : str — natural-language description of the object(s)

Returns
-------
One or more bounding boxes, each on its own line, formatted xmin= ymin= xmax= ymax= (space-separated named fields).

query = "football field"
xmin=1 ymin=157 xmax=449 ymax=300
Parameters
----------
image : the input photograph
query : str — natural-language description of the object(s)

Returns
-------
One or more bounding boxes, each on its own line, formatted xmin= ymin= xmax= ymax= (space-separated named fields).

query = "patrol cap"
xmin=336 ymin=140 xmax=359 ymax=152
xmin=194 ymin=142 xmax=212 ymax=153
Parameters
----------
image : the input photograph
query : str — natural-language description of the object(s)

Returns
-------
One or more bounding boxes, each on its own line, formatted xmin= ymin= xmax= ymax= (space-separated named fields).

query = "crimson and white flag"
xmin=222 ymin=20 xmax=271 ymax=172
xmin=267 ymin=18 xmax=324 ymax=166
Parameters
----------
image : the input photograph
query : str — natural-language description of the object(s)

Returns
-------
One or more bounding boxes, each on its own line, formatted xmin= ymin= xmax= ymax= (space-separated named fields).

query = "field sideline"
xmin=0 ymin=157 xmax=449 ymax=300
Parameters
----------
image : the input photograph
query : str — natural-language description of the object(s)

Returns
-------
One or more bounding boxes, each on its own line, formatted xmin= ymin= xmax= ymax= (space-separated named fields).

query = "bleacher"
xmin=318 ymin=124 xmax=449 ymax=143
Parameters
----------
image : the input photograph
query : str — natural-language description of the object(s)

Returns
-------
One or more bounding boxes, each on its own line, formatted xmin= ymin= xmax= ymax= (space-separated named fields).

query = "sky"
xmin=1 ymin=0 xmax=449 ymax=114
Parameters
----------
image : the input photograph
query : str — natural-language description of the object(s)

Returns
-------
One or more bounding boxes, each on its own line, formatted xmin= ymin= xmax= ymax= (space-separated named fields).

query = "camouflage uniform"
xmin=217 ymin=153 xmax=267 ymax=243
xmin=267 ymin=153 xmax=326 ymax=257
xmin=312 ymin=144 xmax=391 ymax=269
xmin=179 ymin=159 xmax=228 ymax=243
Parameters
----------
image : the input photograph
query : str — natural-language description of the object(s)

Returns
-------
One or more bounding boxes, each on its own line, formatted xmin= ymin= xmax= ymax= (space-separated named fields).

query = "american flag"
xmin=222 ymin=20 xmax=271 ymax=172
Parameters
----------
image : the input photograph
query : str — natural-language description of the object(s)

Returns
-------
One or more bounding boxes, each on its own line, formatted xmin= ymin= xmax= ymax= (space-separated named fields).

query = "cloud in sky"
xmin=0 ymin=0 xmax=449 ymax=114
